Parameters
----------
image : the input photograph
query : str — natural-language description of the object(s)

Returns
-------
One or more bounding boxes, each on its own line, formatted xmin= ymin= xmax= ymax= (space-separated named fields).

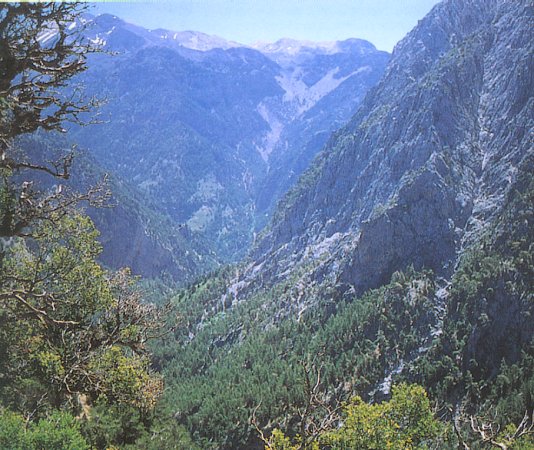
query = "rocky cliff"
xmin=246 ymin=0 xmax=532 ymax=298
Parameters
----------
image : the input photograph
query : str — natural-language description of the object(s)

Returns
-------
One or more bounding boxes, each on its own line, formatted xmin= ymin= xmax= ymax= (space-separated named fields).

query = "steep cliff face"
xmin=249 ymin=0 xmax=533 ymax=297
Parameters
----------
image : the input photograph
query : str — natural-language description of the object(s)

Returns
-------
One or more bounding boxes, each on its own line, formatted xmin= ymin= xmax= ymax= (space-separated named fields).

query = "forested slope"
xmin=157 ymin=0 xmax=534 ymax=448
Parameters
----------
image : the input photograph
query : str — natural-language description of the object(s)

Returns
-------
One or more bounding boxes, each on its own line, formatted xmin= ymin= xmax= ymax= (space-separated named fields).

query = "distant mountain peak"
xmin=147 ymin=28 xmax=243 ymax=51
xmin=93 ymin=13 xmax=124 ymax=26
xmin=86 ymin=14 xmax=244 ymax=52
xmin=86 ymin=15 xmax=380 ymax=57
xmin=252 ymin=38 xmax=337 ymax=55
xmin=251 ymin=37 xmax=377 ymax=56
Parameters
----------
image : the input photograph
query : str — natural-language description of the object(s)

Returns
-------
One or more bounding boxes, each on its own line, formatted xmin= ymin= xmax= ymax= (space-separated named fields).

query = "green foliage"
xmin=265 ymin=428 xmax=320 ymax=450
xmin=81 ymin=401 xmax=200 ymax=449
xmin=131 ymin=421 xmax=202 ymax=450
xmin=0 ymin=409 xmax=89 ymax=450
xmin=89 ymin=346 xmax=163 ymax=411
xmin=0 ymin=212 xmax=163 ymax=414
xmin=159 ymin=161 xmax=534 ymax=449
xmin=267 ymin=429 xmax=303 ymax=450
xmin=413 ymin=165 xmax=534 ymax=416
xmin=0 ymin=410 xmax=31 ymax=449
xmin=81 ymin=401 xmax=148 ymax=448
xmin=323 ymin=384 xmax=442 ymax=449
xmin=265 ymin=384 xmax=442 ymax=450
xmin=159 ymin=267 xmax=438 ymax=448
xmin=31 ymin=411 xmax=89 ymax=450
xmin=509 ymin=435 xmax=534 ymax=450
xmin=0 ymin=5 xmax=170 ymax=449
xmin=0 ymin=208 xmax=169 ymax=450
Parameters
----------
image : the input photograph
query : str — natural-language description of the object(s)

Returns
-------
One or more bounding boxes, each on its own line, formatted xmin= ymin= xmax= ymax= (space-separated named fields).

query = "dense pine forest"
xmin=0 ymin=1 xmax=533 ymax=449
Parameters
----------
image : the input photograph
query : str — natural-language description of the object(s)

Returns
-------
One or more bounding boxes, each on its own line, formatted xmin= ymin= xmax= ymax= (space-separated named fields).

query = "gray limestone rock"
xmin=248 ymin=0 xmax=533 ymax=300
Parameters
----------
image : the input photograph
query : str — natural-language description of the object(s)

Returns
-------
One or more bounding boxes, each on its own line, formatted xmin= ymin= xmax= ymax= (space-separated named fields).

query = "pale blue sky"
xmin=91 ymin=0 xmax=442 ymax=52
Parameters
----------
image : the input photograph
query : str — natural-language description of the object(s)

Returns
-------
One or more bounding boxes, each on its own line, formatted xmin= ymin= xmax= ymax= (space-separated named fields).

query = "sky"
xmin=91 ymin=0 xmax=442 ymax=52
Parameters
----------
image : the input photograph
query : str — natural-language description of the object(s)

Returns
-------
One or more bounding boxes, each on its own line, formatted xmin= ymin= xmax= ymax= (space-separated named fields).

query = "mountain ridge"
xmin=68 ymin=14 xmax=389 ymax=275
xmin=246 ymin=0 xmax=533 ymax=296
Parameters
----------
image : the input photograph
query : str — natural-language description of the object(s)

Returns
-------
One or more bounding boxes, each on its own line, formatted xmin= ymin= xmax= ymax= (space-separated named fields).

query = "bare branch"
xmin=250 ymin=402 xmax=270 ymax=447
xmin=0 ymin=291 xmax=80 ymax=327
xmin=1 ymin=172 xmax=112 ymax=239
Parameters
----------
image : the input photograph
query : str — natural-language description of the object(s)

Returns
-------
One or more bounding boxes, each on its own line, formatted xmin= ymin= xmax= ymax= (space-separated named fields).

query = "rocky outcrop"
xmin=247 ymin=0 xmax=533 ymax=298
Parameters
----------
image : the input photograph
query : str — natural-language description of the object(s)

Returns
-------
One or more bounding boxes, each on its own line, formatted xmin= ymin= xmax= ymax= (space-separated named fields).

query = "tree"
xmin=453 ymin=408 xmax=534 ymax=450
xmin=0 ymin=2 xmax=169 ymax=431
xmin=0 ymin=409 xmax=89 ymax=450
xmin=323 ymin=384 xmax=442 ymax=449
xmin=258 ymin=384 xmax=443 ymax=450
xmin=0 ymin=210 xmax=168 ymax=416
xmin=252 ymin=361 xmax=342 ymax=450
xmin=0 ymin=2 xmax=97 ymax=160
xmin=0 ymin=2 xmax=103 ymax=240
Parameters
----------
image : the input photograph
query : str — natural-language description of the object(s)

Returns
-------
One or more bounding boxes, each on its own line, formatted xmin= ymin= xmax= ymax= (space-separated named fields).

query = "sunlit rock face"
xmin=247 ymin=0 xmax=533 ymax=298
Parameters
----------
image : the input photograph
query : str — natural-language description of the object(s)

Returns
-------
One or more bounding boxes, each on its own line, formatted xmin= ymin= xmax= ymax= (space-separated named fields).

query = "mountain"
xmin=79 ymin=13 xmax=243 ymax=52
xmin=249 ymin=0 xmax=533 ymax=297
xmin=157 ymin=0 xmax=534 ymax=447
xmin=254 ymin=37 xmax=388 ymax=222
xmin=16 ymin=132 xmax=217 ymax=282
xmin=66 ymin=14 xmax=389 ymax=271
